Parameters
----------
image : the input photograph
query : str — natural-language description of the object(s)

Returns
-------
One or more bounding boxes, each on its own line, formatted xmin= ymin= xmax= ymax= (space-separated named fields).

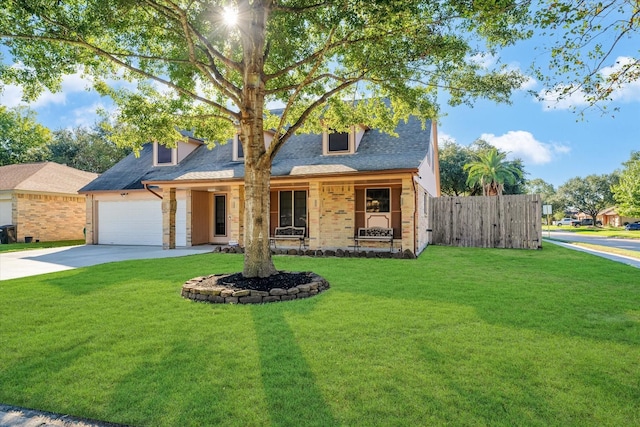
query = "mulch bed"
xmin=217 ymin=271 xmax=313 ymax=292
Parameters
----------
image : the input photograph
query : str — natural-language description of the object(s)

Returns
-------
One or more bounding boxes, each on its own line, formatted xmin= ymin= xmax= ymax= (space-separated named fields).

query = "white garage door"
xmin=98 ymin=200 xmax=162 ymax=245
xmin=0 ymin=200 xmax=12 ymax=225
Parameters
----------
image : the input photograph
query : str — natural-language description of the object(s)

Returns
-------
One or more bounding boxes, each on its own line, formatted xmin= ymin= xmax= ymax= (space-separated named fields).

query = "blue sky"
xmin=1 ymin=30 xmax=638 ymax=189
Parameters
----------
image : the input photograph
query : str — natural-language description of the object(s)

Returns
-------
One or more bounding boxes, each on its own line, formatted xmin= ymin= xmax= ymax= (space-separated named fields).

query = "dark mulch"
xmin=218 ymin=271 xmax=312 ymax=292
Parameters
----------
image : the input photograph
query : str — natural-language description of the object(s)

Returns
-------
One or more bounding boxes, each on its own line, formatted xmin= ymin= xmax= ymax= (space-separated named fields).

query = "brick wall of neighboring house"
xmin=16 ymin=192 xmax=87 ymax=242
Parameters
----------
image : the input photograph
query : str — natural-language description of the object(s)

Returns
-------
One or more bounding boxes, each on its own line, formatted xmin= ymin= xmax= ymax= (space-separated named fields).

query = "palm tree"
xmin=464 ymin=148 xmax=523 ymax=196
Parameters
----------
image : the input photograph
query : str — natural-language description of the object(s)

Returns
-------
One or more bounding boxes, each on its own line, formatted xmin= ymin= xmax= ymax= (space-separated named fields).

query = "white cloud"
xmin=469 ymin=52 xmax=498 ymax=69
xmin=0 ymin=83 xmax=25 ymax=107
xmin=519 ymin=75 xmax=538 ymax=91
xmin=480 ymin=130 xmax=570 ymax=165
xmin=70 ymin=101 xmax=111 ymax=127
xmin=437 ymin=131 xmax=457 ymax=146
xmin=0 ymin=68 xmax=93 ymax=108
xmin=538 ymin=56 xmax=640 ymax=110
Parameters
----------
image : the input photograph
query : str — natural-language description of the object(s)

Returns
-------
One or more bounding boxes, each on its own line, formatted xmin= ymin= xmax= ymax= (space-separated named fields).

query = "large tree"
xmin=439 ymin=140 xmax=526 ymax=197
xmin=438 ymin=139 xmax=475 ymax=196
xmin=612 ymin=151 xmax=640 ymax=217
xmin=0 ymin=106 xmax=52 ymax=166
xmin=0 ymin=0 xmax=530 ymax=277
xmin=49 ymin=124 xmax=131 ymax=173
xmin=464 ymin=146 xmax=524 ymax=196
xmin=556 ymin=174 xmax=619 ymax=222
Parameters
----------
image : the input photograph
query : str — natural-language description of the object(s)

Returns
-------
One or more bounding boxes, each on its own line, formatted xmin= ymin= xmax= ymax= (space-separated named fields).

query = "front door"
xmin=212 ymin=194 xmax=227 ymax=243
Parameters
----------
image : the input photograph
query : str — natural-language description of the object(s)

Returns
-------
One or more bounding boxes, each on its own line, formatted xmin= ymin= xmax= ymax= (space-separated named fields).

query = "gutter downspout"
xmin=145 ymin=184 xmax=163 ymax=200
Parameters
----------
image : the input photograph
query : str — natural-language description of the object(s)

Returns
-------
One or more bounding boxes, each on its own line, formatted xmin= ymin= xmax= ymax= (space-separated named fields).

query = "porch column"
xmin=229 ymin=185 xmax=244 ymax=245
xmin=401 ymin=177 xmax=415 ymax=253
xmin=185 ymin=189 xmax=192 ymax=247
xmin=307 ymin=181 xmax=321 ymax=249
xmin=162 ymin=188 xmax=176 ymax=249
xmin=85 ymin=195 xmax=94 ymax=245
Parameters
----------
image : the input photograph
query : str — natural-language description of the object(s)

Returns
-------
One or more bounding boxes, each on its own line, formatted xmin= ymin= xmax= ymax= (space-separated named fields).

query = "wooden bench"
xmin=353 ymin=227 xmax=394 ymax=252
xmin=270 ymin=226 xmax=307 ymax=250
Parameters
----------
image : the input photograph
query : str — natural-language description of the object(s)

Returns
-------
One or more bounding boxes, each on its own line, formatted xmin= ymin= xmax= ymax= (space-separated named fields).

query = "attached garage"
xmin=0 ymin=198 xmax=12 ymax=225
xmin=96 ymin=197 xmax=187 ymax=246
xmin=98 ymin=199 xmax=162 ymax=245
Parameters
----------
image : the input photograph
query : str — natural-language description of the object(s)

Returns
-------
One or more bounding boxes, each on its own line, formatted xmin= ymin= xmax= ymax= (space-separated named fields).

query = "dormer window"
xmin=328 ymin=131 xmax=349 ymax=153
xmin=154 ymin=142 xmax=177 ymax=166
xmin=322 ymin=125 xmax=366 ymax=155
xmin=232 ymin=134 xmax=244 ymax=161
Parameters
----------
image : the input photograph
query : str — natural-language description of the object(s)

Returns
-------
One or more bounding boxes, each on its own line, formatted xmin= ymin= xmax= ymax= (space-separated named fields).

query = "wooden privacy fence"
xmin=430 ymin=194 xmax=542 ymax=249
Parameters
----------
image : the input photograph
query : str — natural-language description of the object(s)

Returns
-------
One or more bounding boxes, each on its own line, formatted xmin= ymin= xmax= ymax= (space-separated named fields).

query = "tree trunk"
xmin=239 ymin=0 xmax=277 ymax=278
xmin=242 ymin=152 xmax=277 ymax=278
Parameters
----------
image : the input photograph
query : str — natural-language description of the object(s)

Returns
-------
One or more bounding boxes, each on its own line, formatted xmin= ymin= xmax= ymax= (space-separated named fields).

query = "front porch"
xmin=159 ymin=173 xmax=427 ymax=255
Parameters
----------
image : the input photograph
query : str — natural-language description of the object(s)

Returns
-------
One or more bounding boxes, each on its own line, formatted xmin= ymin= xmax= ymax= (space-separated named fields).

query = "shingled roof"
xmin=0 ymin=162 xmax=98 ymax=194
xmin=80 ymin=115 xmax=432 ymax=192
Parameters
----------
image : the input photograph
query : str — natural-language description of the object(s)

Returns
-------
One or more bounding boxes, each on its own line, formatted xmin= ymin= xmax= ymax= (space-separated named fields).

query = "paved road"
xmin=0 ymin=244 xmax=214 ymax=281
xmin=544 ymin=229 xmax=640 ymax=252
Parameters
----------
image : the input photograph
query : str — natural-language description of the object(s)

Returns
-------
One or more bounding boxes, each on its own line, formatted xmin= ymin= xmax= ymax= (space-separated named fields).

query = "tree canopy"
xmin=0 ymin=106 xmax=52 ymax=166
xmin=438 ymin=139 xmax=475 ymax=196
xmin=464 ymin=147 xmax=524 ymax=196
xmin=534 ymin=0 xmax=640 ymax=110
xmin=556 ymin=174 xmax=619 ymax=221
xmin=49 ymin=124 xmax=131 ymax=173
xmin=612 ymin=151 xmax=640 ymax=217
xmin=0 ymin=0 xmax=531 ymax=277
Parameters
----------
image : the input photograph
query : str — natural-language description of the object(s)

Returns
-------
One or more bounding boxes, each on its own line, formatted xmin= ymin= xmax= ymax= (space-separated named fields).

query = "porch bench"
xmin=353 ymin=227 xmax=394 ymax=252
xmin=270 ymin=226 xmax=307 ymax=250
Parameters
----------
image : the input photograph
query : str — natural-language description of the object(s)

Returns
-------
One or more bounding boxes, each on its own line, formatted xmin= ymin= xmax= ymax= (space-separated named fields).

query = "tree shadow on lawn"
xmin=250 ymin=299 xmax=341 ymax=427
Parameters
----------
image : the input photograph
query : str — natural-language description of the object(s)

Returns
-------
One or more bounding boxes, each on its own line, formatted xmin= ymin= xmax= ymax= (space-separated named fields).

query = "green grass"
xmin=567 ymin=242 xmax=640 ymax=260
xmin=0 ymin=240 xmax=85 ymax=253
xmin=1 ymin=245 xmax=639 ymax=426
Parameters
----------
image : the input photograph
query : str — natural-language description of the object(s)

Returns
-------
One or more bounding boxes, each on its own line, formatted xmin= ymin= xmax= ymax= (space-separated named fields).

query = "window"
xmin=233 ymin=134 xmax=244 ymax=161
xmin=328 ymin=131 xmax=349 ymax=153
xmin=157 ymin=144 xmax=173 ymax=164
xmin=366 ymin=188 xmax=390 ymax=213
xmin=279 ymin=190 xmax=307 ymax=228
xmin=214 ymin=195 xmax=226 ymax=236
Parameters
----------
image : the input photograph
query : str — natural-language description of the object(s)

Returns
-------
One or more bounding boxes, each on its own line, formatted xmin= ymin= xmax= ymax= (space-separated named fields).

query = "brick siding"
xmin=15 ymin=192 xmax=87 ymax=242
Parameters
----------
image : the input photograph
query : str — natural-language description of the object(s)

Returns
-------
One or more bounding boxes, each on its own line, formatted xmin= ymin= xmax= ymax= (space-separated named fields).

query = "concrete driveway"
xmin=0 ymin=245 xmax=215 ymax=281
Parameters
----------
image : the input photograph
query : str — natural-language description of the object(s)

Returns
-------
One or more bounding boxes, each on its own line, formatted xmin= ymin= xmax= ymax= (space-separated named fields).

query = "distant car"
xmin=625 ymin=222 xmax=640 ymax=231
xmin=556 ymin=218 xmax=580 ymax=226
xmin=575 ymin=218 xmax=602 ymax=227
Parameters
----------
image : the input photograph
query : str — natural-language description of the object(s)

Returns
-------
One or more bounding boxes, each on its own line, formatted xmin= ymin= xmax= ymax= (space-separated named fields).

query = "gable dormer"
xmin=153 ymin=136 xmax=202 ymax=167
xmin=322 ymin=125 xmax=367 ymax=155
xmin=232 ymin=131 xmax=275 ymax=162
xmin=153 ymin=142 xmax=176 ymax=166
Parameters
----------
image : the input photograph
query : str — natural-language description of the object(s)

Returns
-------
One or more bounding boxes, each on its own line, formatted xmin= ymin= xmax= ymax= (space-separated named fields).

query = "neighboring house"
xmin=597 ymin=207 xmax=640 ymax=227
xmin=80 ymin=117 xmax=440 ymax=256
xmin=0 ymin=162 xmax=98 ymax=242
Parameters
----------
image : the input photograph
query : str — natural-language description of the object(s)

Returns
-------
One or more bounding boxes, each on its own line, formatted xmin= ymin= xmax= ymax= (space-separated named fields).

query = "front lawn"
xmin=1 ymin=245 xmax=639 ymax=426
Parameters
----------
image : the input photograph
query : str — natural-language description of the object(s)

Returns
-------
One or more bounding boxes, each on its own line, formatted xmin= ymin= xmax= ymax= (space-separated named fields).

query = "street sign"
xmin=543 ymin=204 xmax=552 ymax=215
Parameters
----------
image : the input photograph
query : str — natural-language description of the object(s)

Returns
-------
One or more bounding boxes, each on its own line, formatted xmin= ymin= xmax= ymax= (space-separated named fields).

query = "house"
xmin=597 ymin=207 xmax=640 ymax=227
xmin=0 ymin=162 xmax=98 ymax=242
xmin=79 ymin=116 xmax=440 ymax=256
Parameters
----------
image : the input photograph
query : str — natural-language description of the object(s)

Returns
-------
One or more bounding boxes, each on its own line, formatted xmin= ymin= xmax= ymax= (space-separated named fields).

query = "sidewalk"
xmin=0 ymin=404 xmax=126 ymax=427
